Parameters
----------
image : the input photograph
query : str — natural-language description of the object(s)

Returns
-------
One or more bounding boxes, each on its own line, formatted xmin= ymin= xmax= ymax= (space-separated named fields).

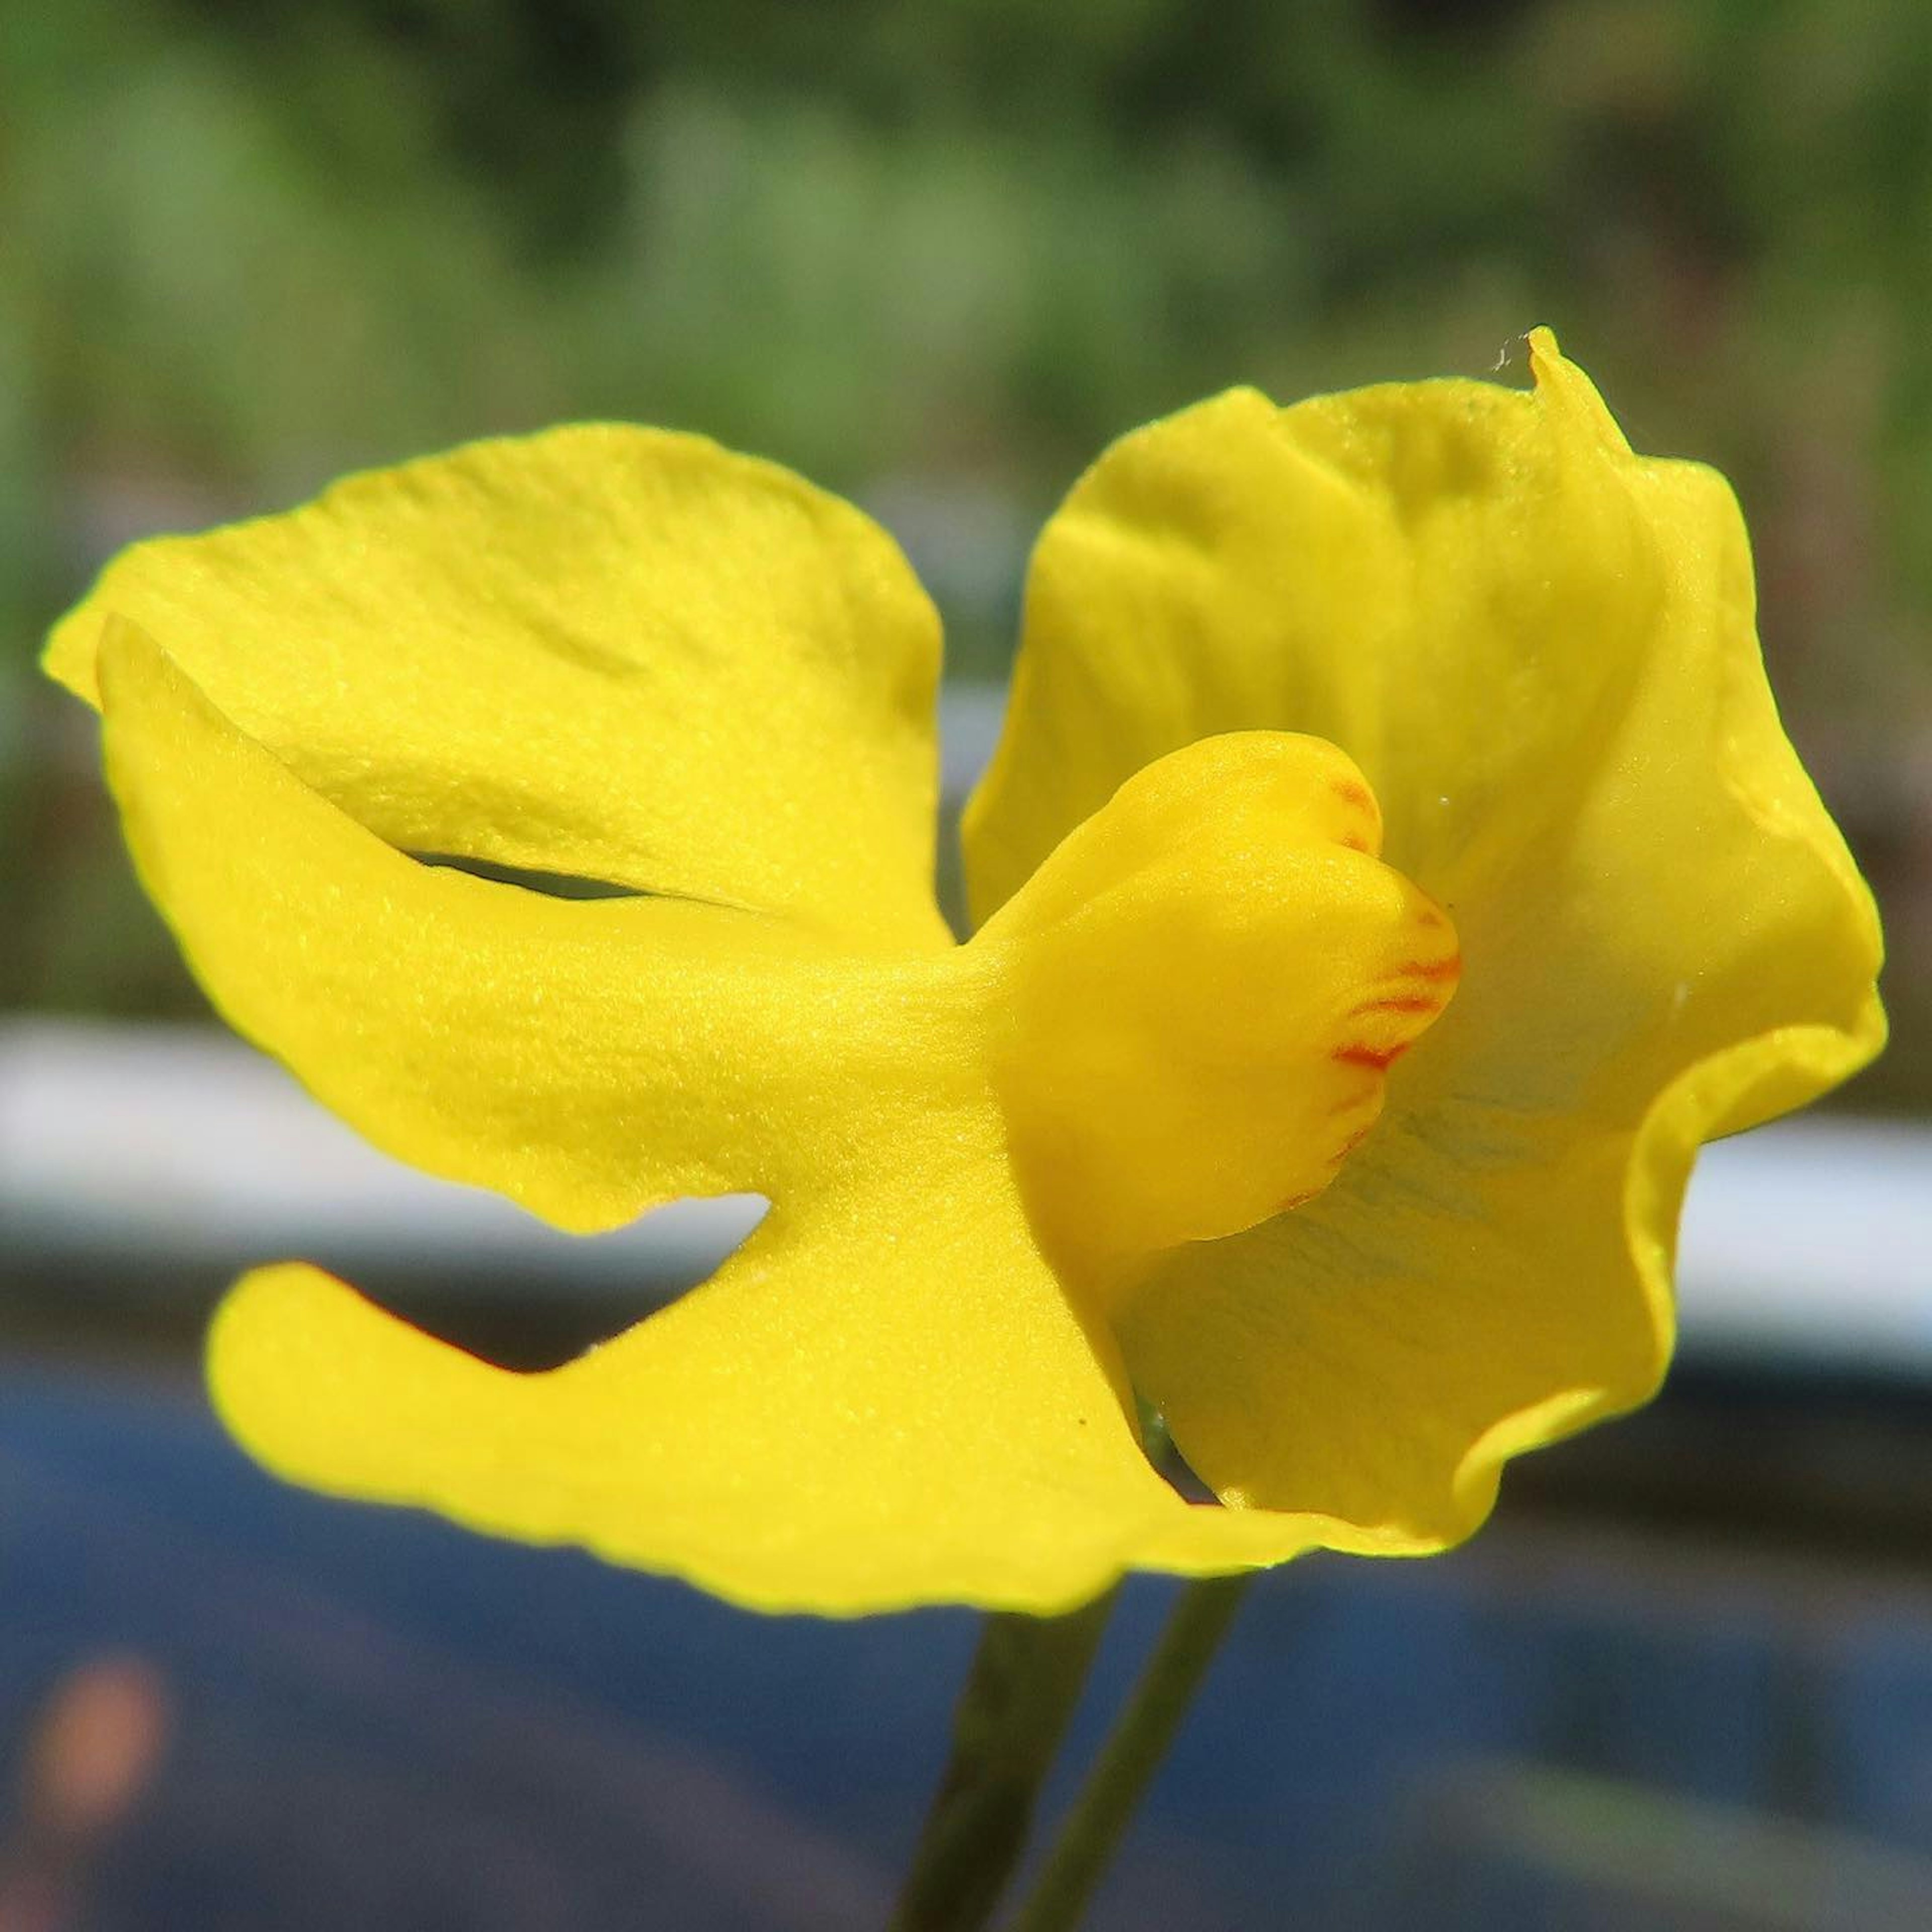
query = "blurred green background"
xmin=4 ymin=0 xmax=1928 ymax=1099
xmin=3 ymin=12 xmax=1930 ymax=1927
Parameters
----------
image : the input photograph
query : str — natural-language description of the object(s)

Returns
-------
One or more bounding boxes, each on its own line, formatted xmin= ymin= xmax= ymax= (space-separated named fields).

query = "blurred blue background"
xmin=3 ymin=2 xmax=1931 ymax=1927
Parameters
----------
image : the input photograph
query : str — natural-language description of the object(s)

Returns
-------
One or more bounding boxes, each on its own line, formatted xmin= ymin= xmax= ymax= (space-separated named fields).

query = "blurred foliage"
xmin=2 ymin=0 xmax=1929 ymax=1098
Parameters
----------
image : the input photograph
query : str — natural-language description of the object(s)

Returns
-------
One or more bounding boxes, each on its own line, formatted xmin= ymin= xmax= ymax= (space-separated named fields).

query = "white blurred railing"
xmin=3 ymin=1013 xmax=1927 ymax=1376
xmin=6 ymin=681 xmax=1926 ymax=1369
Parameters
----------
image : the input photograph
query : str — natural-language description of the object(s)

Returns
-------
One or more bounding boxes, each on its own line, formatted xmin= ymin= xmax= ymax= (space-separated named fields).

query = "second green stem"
xmin=1008 ymin=1574 xmax=1255 ymax=1932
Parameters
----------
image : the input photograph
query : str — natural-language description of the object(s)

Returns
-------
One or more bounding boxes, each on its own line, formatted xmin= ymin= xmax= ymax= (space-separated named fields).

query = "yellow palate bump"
xmin=980 ymin=733 xmax=1460 ymax=1264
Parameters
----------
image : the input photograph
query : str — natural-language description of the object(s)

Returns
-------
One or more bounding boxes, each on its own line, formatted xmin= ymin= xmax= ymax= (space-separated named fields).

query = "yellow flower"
xmin=43 ymin=330 xmax=1883 ymax=1616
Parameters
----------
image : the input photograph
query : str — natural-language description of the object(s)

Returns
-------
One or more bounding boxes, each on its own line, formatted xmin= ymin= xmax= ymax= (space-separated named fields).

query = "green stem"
xmin=889 ymin=1588 xmax=1120 ymax=1932
xmin=1007 ymin=1575 xmax=1255 ymax=1932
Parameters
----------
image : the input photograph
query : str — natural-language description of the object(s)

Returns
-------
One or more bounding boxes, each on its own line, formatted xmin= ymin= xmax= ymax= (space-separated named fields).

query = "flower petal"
xmin=48 ymin=425 xmax=947 ymax=948
xmin=967 ymin=331 xmax=1884 ymax=1542
xmin=208 ymin=1141 xmax=1241 ymax=1616
xmin=96 ymin=621 xmax=964 ymax=1232
xmin=968 ymin=332 xmax=1867 ymax=956
xmin=1114 ymin=1026 xmax=1859 ymax=1558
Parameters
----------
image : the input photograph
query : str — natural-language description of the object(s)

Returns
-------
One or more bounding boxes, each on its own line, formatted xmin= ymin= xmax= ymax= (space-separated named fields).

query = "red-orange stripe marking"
xmin=1395 ymin=953 xmax=1462 ymax=983
xmin=1332 ymin=1041 xmax=1410 ymax=1071
xmin=1324 ymin=1085 xmax=1378 ymax=1117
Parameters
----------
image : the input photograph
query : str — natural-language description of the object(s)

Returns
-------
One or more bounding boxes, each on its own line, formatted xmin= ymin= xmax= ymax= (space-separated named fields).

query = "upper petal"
xmin=47 ymin=423 xmax=948 ymax=950
xmin=967 ymin=332 xmax=1869 ymax=959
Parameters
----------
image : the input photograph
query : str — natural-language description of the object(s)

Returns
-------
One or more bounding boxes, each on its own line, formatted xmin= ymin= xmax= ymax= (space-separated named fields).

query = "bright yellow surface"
xmin=92 ymin=618 xmax=967 ymax=1234
xmin=49 ymin=424 xmax=949 ymax=949
xmin=49 ymin=332 xmax=1885 ymax=1612
xmin=210 ymin=1152 xmax=1314 ymax=1617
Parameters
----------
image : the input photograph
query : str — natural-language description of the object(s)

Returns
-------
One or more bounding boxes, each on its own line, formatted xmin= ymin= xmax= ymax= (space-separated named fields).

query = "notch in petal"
xmin=209 ymin=1140 xmax=1238 ymax=1615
